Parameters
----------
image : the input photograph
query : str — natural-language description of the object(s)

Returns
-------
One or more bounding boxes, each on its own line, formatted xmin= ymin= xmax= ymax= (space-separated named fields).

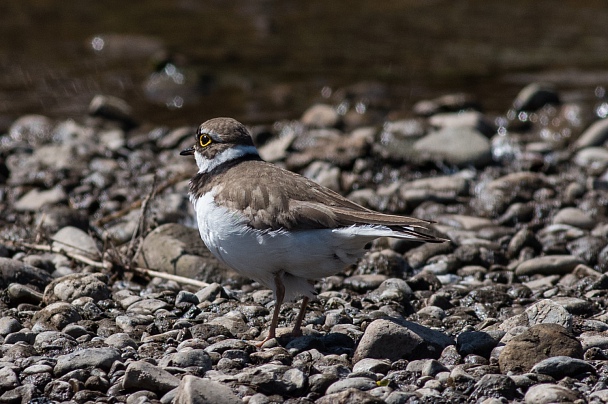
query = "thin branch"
xmin=2 ymin=239 xmax=209 ymax=289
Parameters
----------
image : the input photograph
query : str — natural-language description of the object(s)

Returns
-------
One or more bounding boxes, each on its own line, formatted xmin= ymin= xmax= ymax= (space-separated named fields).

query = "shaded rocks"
xmin=0 ymin=257 xmax=54 ymax=289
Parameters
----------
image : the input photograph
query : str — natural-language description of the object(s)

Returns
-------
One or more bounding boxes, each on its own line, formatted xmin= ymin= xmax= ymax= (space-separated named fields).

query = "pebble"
xmin=530 ymin=355 xmax=595 ymax=378
xmin=515 ymin=255 xmax=583 ymax=276
xmin=43 ymin=273 xmax=110 ymax=304
xmin=54 ymin=347 xmax=121 ymax=375
xmin=123 ymin=360 xmax=181 ymax=393
xmin=413 ymin=126 xmax=492 ymax=166
xmin=174 ymin=375 xmax=241 ymax=404
xmin=512 ymin=82 xmax=560 ymax=112
xmin=300 ymin=104 xmax=340 ymax=128
xmin=353 ymin=319 xmax=453 ymax=363
xmin=573 ymin=117 xmax=608 ymax=149
xmin=0 ymin=317 xmax=22 ymax=336
xmin=524 ymin=383 xmax=581 ymax=404
xmin=51 ymin=226 xmax=100 ymax=258
xmin=14 ymin=187 xmax=68 ymax=211
xmin=31 ymin=302 xmax=82 ymax=331
xmin=552 ymin=207 xmax=595 ymax=229
xmin=498 ymin=323 xmax=583 ymax=374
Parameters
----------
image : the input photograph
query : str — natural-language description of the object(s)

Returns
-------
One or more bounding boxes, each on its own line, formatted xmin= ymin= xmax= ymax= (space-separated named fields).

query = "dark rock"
xmin=0 ymin=257 xmax=53 ymax=289
xmin=512 ymin=83 xmax=560 ymax=112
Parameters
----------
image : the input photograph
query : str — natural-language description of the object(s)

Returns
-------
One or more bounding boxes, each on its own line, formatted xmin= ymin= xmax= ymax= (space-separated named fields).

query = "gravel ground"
xmin=1 ymin=84 xmax=608 ymax=403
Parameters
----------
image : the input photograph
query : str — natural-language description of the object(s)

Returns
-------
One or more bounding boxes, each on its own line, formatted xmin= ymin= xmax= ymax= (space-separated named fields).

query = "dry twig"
xmin=2 ymin=238 xmax=209 ymax=289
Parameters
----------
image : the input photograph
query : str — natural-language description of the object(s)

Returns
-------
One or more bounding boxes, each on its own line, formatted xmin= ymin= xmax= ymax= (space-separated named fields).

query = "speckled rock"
xmin=174 ymin=375 xmax=241 ymax=404
xmin=498 ymin=324 xmax=583 ymax=374
xmin=43 ymin=273 xmax=111 ymax=304
xmin=353 ymin=318 xmax=454 ymax=363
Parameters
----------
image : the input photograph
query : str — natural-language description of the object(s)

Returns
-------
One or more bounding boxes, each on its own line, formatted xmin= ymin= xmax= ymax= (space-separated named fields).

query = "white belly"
xmin=193 ymin=192 xmax=372 ymax=301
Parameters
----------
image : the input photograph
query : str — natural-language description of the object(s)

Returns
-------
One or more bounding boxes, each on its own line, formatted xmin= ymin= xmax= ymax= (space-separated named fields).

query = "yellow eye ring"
xmin=199 ymin=134 xmax=212 ymax=147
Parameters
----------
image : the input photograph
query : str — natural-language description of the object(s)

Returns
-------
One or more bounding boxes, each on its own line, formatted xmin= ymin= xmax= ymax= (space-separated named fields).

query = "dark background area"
xmin=1 ymin=0 xmax=608 ymax=127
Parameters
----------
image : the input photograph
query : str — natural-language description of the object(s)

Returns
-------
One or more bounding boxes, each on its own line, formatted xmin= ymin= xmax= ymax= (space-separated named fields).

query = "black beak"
xmin=180 ymin=146 xmax=195 ymax=156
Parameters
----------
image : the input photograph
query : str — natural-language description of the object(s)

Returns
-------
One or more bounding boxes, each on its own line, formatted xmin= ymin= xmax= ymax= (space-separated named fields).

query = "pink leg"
xmin=257 ymin=273 xmax=285 ymax=347
xmin=291 ymin=296 xmax=309 ymax=337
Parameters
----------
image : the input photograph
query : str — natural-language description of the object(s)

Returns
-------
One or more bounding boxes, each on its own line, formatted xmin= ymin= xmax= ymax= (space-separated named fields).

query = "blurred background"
xmin=1 ymin=0 xmax=608 ymax=128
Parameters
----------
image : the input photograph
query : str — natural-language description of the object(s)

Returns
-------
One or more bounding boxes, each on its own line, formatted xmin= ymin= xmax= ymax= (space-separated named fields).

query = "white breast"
xmin=192 ymin=190 xmax=382 ymax=301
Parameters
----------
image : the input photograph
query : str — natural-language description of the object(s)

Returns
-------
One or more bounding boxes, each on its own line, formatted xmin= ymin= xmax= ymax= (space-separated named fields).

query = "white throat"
xmin=195 ymin=145 xmax=259 ymax=174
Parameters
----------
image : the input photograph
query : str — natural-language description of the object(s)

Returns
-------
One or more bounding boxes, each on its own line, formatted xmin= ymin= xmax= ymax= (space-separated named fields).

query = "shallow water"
xmin=1 ymin=0 xmax=608 ymax=127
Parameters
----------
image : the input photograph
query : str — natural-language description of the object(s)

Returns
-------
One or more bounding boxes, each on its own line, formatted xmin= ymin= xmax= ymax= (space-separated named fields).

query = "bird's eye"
xmin=199 ymin=134 xmax=212 ymax=147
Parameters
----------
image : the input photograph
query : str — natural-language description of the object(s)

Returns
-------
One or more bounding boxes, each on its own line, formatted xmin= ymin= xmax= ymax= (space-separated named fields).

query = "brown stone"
xmin=498 ymin=323 xmax=583 ymax=374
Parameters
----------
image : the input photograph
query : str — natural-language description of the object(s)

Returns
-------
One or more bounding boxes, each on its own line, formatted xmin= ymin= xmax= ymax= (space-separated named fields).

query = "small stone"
xmin=171 ymin=349 xmax=212 ymax=372
xmin=552 ymin=207 xmax=595 ymax=229
xmin=44 ymin=380 xmax=74 ymax=402
xmin=43 ymin=273 xmax=110 ymax=304
xmin=31 ymin=302 xmax=82 ymax=332
xmin=8 ymin=114 xmax=54 ymax=144
xmin=123 ymin=360 xmax=180 ymax=394
xmin=471 ymin=374 xmax=517 ymax=401
xmin=174 ymin=375 xmax=241 ymax=404
xmin=512 ymin=83 xmax=560 ymax=112
xmin=316 ymin=388 xmax=384 ymax=404
xmin=456 ymin=331 xmax=499 ymax=358
xmin=413 ymin=126 xmax=492 ymax=167
xmin=515 ymin=255 xmax=583 ymax=277
xmin=301 ymin=104 xmax=340 ymax=128
xmin=353 ymin=358 xmax=391 ymax=375
xmin=54 ymin=347 xmax=122 ymax=376
xmin=531 ymin=356 xmax=595 ymax=378
xmin=0 ymin=316 xmax=22 ymax=336
xmin=573 ymin=147 xmax=608 ymax=167
xmin=51 ymin=226 xmax=100 ymax=258
xmin=428 ymin=111 xmax=495 ymax=136
xmin=353 ymin=318 xmax=453 ymax=363
xmin=105 ymin=333 xmax=138 ymax=350
xmin=6 ymin=283 xmax=43 ymax=304
xmin=14 ymin=187 xmax=68 ymax=211
xmin=325 ymin=377 xmax=377 ymax=395
xmin=89 ymin=94 xmax=136 ymax=127
xmin=0 ymin=367 xmax=19 ymax=390
xmin=498 ymin=323 xmax=583 ymax=374
xmin=573 ymin=118 xmax=608 ymax=149
xmin=524 ymin=383 xmax=581 ymax=403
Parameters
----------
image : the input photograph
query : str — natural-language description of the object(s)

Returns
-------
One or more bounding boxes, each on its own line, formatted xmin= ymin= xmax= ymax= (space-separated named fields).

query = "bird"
xmin=180 ymin=117 xmax=446 ymax=345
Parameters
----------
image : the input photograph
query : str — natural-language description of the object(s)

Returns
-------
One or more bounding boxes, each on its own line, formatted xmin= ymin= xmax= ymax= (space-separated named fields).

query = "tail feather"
xmin=333 ymin=224 xmax=447 ymax=244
